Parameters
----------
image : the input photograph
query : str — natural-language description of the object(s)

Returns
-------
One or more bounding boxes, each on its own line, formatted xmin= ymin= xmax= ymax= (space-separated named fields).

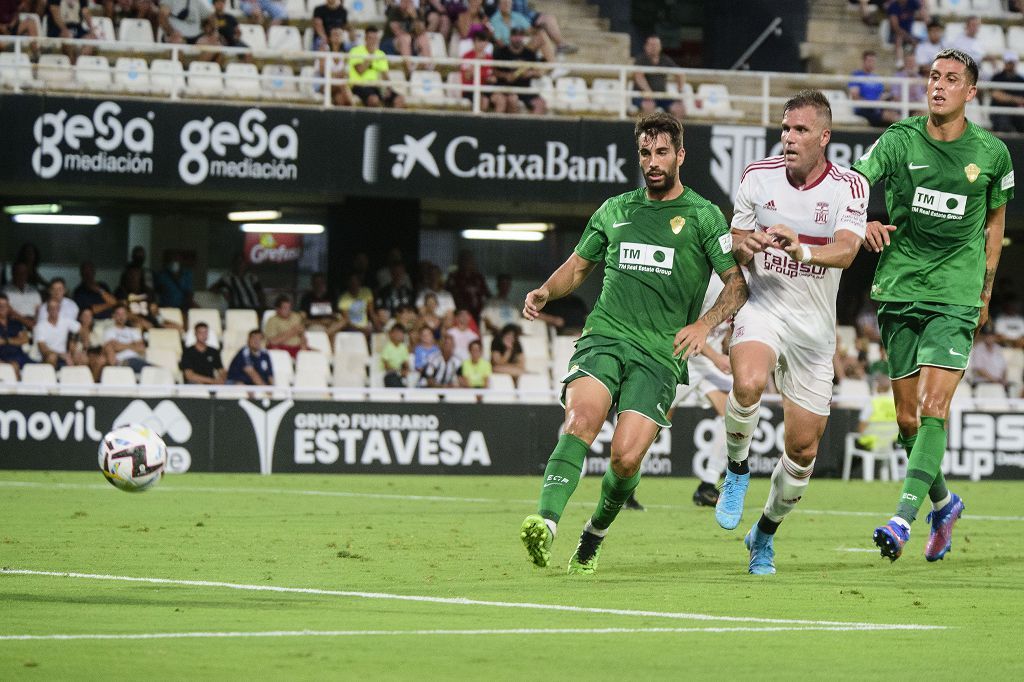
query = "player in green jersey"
xmin=852 ymin=48 xmax=1014 ymax=562
xmin=518 ymin=112 xmax=748 ymax=574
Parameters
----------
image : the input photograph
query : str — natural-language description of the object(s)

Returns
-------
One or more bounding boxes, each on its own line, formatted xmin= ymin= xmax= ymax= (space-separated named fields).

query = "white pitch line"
xmin=0 ymin=625 xmax=923 ymax=642
xmin=0 ymin=569 xmax=945 ymax=631
xmin=837 ymin=548 xmax=878 ymax=553
xmin=2 ymin=479 xmax=1023 ymax=522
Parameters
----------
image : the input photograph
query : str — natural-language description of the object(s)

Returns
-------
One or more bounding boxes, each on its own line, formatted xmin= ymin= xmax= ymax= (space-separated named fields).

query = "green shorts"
xmin=559 ymin=334 xmax=678 ymax=427
xmin=877 ymin=300 xmax=980 ymax=380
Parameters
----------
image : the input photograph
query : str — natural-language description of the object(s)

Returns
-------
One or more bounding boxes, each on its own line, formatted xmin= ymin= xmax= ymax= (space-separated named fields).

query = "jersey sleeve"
xmin=573 ymin=199 xmax=610 ymax=262
xmin=731 ymin=170 xmax=757 ymax=231
xmin=987 ymin=143 xmax=1014 ymax=210
xmin=851 ymin=126 xmax=904 ymax=184
xmin=697 ymin=204 xmax=739 ymax=275
xmin=834 ymin=172 xmax=870 ymax=239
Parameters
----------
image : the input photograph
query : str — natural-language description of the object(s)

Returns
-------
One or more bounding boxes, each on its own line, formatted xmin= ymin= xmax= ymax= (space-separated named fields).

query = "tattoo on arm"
xmin=700 ymin=269 xmax=748 ymax=329
xmin=983 ymin=265 xmax=996 ymax=301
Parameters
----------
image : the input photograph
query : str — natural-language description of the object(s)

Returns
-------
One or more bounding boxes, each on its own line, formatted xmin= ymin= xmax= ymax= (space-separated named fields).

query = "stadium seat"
xmin=224 ymin=62 xmax=262 ymax=98
xmin=305 ymin=329 xmax=331 ymax=358
xmin=1007 ymin=26 xmax=1024 ymax=54
xmin=666 ymin=81 xmax=696 ymax=115
xmin=268 ymin=24 xmax=303 ymax=52
xmin=297 ymin=65 xmax=320 ymax=101
xmin=149 ymin=59 xmax=185 ymax=95
xmin=836 ymin=378 xmax=870 ymax=407
xmin=370 ymin=332 xmax=388 ymax=355
xmin=238 ymin=23 xmax=268 ymax=52
xmin=444 ymin=388 xmax=479 ymax=403
xmin=518 ymin=318 xmax=548 ymax=338
xmin=140 ymin=365 xmax=175 ymax=386
xmin=225 ymin=308 xmax=259 ymax=334
xmin=530 ymin=76 xmax=554 ymax=103
xmin=944 ymin=22 xmax=965 ymax=42
xmin=821 ymin=89 xmax=861 ymax=125
xmin=481 ymin=372 xmax=517 ymax=403
xmin=263 ymin=64 xmax=297 ymax=99
xmin=302 ymin=26 xmax=315 ymax=51
xmin=425 ymin=31 xmax=447 ymax=60
xmin=553 ymin=76 xmax=589 ymax=112
xmin=332 ymin=365 xmax=367 ymax=388
xmin=0 ymin=51 xmax=38 ymax=89
xmin=38 ymin=54 xmax=74 ymax=89
xmin=147 ymin=328 xmax=184 ymax=359
xmin=386 ymin=69 xmax=409 ymax=97
xmin=284 ymin=0 xmax=308 ymax=20
xmin=974 ymin=382 xmax=1010 ymax=410
xmin=159 ymin=307 xmax=185 ymax=328
xmin=57 ymin=365 xmax=95 ymax=396
xmin=445 ymin=70 xmax=469 ymax=106
xmin=977 ymin=24 xmax=1007 ymax=57
xmin=334 ymin=331 xmax=370 ymax=372
xmin=843 ymin=422 xmax=902 ymax=481
xmin=294 ymin=350 xmax=330 ymax=389
xmin=345 ymin=0 xmax=385 ymax=24
xmin=952 ymin=380 xmax=973 ymax=406
xmin=696 ymin=83 xmax=742 ymax=119
xmin=21 ymin=363 xmax=57 ymax=394
xmin=0 ymin=363 xmax=17 ymax=385
xmin=519 ymin=334 xmax=550 ymax=374
xmin=518 ymin=372 xmax=554 ymax=404
xmin=268 ymin=348 xmax=294 ymax=386
xmin=408 ymin=70 xmax=449 ymax=106
xmin=114 ymin=57 xmax=150 ymax=93
xmin=101 ymin=366 xmax=138 ymax=386
xmin=118 ymin=17 xmax=155 ymax=45
xmin=939 ymin=0 xmax=972 ymax=15
xmin=188 ymin=308 xmax=223 ymax=338
xmin=551 ymin=336 xmax=576 ymax=374
xmin=589 ymin=78 xmax=622 ymax=114
xmin=76 ymin=56 xmax=113 ymax=91
xmin=186 ymin=61 xmax=224 ymax=96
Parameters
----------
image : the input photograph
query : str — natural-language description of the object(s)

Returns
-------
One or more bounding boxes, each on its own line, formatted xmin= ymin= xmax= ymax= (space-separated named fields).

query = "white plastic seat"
xmin=140 ymin=365 xmax=175 ymax=386
xmin=186 ymin=61 xmax=223 ymax=96
xmin=974 ymin=382 xmax=1009 ymax=410
xmin=57 ymin=365 xmax=96 ymax=395
xmin=294 ymin=350 xmax=330 ymax=388
xmin=332 ymin=365 xmax=367 ymax=388
xmin=386 ymin=69 xmax=408 ymax=97
xmin=263 ymin=63 xmax=297 ymax=98
xmin=188 ymin=308 xmax=223 ymax=338
xmin=147 ymin=328 xmax=184 ymax=359
xmin=298 ymin=65 xmax=320 ymax=100
xmin=17 ymin=363 xmax=55 ymax=394
xmin=76 ymin=55 xmax=113 ymax=91
xmin=268 ymin=348 xmax=294 ymax=386
xmin=444 ymin=389 xmax=479 ymax=403
xmin=101 ymin=366 xmax=138 ymax=386
xmin=696 ymin=83 xmax=742 ymax=118
xmin=590 ymin=78 xmax=622 ymax=113
xmin=836 ymin=378 xmax=871 ymax=407
xmin=38 ymin=54 xmax=74 ymax=89
xmin=115 ymin=57 xmax=150 ymax=93
xmin=952 ymin=380 xmax=974 ymax=407
xmin=553 ymin=76 xmax=589 ymax=112
xmin=843 ymin=422 xmax=903 ymax=481
xmin=305 ymin=329 xmax=331 ymax=358
xmin=119 ymin=17 xmax=155 ymax=45
xmin=977 ymin=24 xmax=1007 ymax=57
xmin=941 ymin=0 xmax=972 ymax=15
xmin=425 ymin=31 xmax=446 ymax=60
xmin=284 ymin=0 xmax=308 ymax=19
xmin=945 ymin=22 xmax=965 ymax=43
xmin=238 ymin=23 xmax=268 ymax=52
xmin=520 ymin=335 xmax=550 ymax=374
xmin=333 ymin=331 xmax=370 ymax=371
xmin=822 ymin=89 xmax=861 ymax=125
xmin=149 ymin=59 xmax=186 ymax=95
xmin=268 ymin=24 xmax=303 ymax=52
xmin=159 ymin=307 xmax=185 ymax=328
xmin=225 ymin=308 xmax=259 ymax=334
xmin=1007 ymin=26 xmax=1024 ymax=54
xmin=481 ymin=372 xmax=517 ymax=403
xmin=666 ymin=81 xmax=696 ymax=114
xmin=0 ymin=363 xmax=17 ymax=384
xmin=0 ymin=51 xmax=37 ymax=89
xmin=225 ymin=62 xmax=262 ymax=98
xmin=409 ymin=70 xmax=447 ymax=105
xmin=345 ymin=0 xmax=385 ymax=23
xmin=146 ymin=347 xmax=183 ymax=383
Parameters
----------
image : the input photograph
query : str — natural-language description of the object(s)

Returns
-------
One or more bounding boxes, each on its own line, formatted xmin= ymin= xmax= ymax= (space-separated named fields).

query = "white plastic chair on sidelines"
xmin=57 ymin=365 xmax=96 ymax=396
xmin=268 ymin=24 xmax=303 ymax=52
xmin=20 ymin=363 xmax=57 ymax=394
xmin=224 ymin=62 xmax=262 ymax=99
xmin=268 ymin=349 xmax=294 ymax=386
xmin=118 ymin=17 xmax=155 ymax=45
xmin=843 ymin=422 xmax=902 ymax=481
xmin=294 ymin=350 xmax=330 ymax=393
xmin=149 ymin=59 xmax=186 ymax=95
xmin=139 ymin=366 xmax=175 ymax=397
xmin=225 ymin=308 xmax=259 ymax=335
xmin=188 ymin=308 xmax=223 ymax=339
xmin=115 ymin=57 xmax=151 ymax=93
xmin=481 ymin=373 xmax=517 ymax=403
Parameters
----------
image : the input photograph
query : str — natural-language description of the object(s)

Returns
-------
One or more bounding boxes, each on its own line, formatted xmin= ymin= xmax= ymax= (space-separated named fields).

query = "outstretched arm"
xmin=979 ymin=204 xmax=1006 ymax=330
xmin=523 ymin=253 xmax=598 ymax=321
xmin=767 ymin=225 xmax=864 ymax=269
xmin=674 ymin=266 xmax=747 ymax=360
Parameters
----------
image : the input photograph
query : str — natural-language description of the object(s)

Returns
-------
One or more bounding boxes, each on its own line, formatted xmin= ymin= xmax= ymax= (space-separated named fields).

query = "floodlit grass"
xmin=1 ymin=471 xmax=1022 ymax=679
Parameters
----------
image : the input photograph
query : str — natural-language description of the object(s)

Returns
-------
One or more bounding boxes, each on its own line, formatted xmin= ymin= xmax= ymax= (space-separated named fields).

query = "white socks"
xmin=933 ymin=493 xmax=952 ymax=511
xmin=583 ymin=519 xmax=608 ymax=537
xmin=544 ymin=519 xmax=558 ymax=537
xmin=725 ymin=391 xmax=760 ymax=463
xmin=763 ymin=453 xmax=813 ymax=523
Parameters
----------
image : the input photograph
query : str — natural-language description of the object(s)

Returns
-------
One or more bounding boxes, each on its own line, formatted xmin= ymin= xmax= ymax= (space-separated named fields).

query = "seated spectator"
xmin=301 ymin=272 xmax=345 ymax=337
xmin=393 ymin=304 xmax=419 ymax=334
xmin=102 ymin=303 xmax=149 ymax=373
xmin=633 ymin=35 xmax=686 ymax=119
xmin=886 ymin=0 xmax=925 ymax=64
xmin=212 ymin=0 xmax=246 ymax=49
xmin=155 ymin=253 xmax=194 ymax=309
xmin=212 ymin=254 xmax=266 ymax=312
xmin=2 ymin=262 xmax=42 ymax=330
xmin=0 ymin=0 xmax=39 ymax=60
xmin=13 ymin=242 xmax=47 ymax=291
xmin=855 ymin=372 xmax=897 ymax=451
xmin=422 ymin=0 xmax=450 ymax=37
xmin=124 ymin=245 xmax=156 ymax=292
xmin=37 ymin=278 xmax=80 ymax=325
xmin=893 ymin=51 xmax=927 ymax=115
xmin=195 ymin=15 xmax=227 ymax=65
xmin=458 ymin=338 xmax=491 ymax=388
xmin=491 ymin=0 xmax=553 ymax=62
xmin=418 ymin=293 xmax=445 ymax=337
xmin=849 ymin=50 xmax=900 ymax=127
xmin=511 ymin=0 xmax=575 ymax=55
xmin=0 ymin=293 xmax=30 ymax=378
xmin=116 ymin=265 xmax=158 ymax=331
xmin=46 ymin=0 xmax=96 ymax=62
xmin=264 ymin=295 xmax=308 ymax=358
xmin=850 ymin=0 xmax=886 ymax=27
xmin=494 ymin=27 xmax=548 ymax=115
xmin=312 ymin=0 xmax=348 ymax=51
xmin=35 ymin=298 xmax=84 ymax=369
xmin=180 ymin=322 xmax=226 ymax=384
xmin=337 ymin=273 xmax=375 ymax=335
xmin=490 ymin=322 xmax=525 ymax=382
xmin=949 ymin=15 xmax=985 ymax=67
xmin=481 ymin=273 xmax=520 ymax=334
xmin=446 ymin=309 xmax=480 ymax=361
xmin=129 ymin=0 xmax=163 ymax=36
xmin=452 ymin=0 xmax=489 ymax=44
xmin=970 ymin=325 xmax=1008 ymax=387
xmin=416 ymin=262 xmax=456 ymax=320
xmin=73 ymin=261 xmax=118 ymax=322
xmin=227 ymin=329 xmax=273 ymax=385
xmin=461 ymin=29 xmax=510 ymax=112
xmin=239 ymin=0 xmax=287 ymax=25
xmin=990 ymin=52 xmax=1024 ymax=134
xmin=418 ymin=334 xmax=461 ymax=388
xmin=159 ymin=0 xmax=212 ymax=44
xmin=375 ymin=262 xmax=416 ymax=315
xmin=412 ymin=325 xmax=440 ymax=372
xmin=446 ymin=249 xmax=491 ymax=322
xmin=994 ymin=297 xmax=1024 ymax=348
xmin=384 ymin=0 xmax=431 ymax=65
xmin=348 ymin=27 xmax=404 ymax=108
xmin=380 ymin=323 xmax=411 ymax=387
xmin=914 ymin=19 xmax=945 ymax=71
xmin=316 ymin=26 xmax=355 ymax=107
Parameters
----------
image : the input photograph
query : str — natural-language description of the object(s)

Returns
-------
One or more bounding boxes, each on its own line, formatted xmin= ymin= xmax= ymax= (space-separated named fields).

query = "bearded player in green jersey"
xmin=852 ymin=48 xmax=1014 ymax=562
xmin=518 ymin=112 xmax=748 ymax=575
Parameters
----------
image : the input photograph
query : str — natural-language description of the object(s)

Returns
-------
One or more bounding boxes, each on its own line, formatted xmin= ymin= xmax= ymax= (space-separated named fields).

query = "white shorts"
xmin=731 ymin=305 xmax=834 ymax=416
xmin=687 ymin=354 xmax=733 ymax=395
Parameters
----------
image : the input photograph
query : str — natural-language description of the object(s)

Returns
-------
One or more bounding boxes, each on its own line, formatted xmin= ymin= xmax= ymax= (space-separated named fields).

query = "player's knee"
xmin=732 ymin=375 xmax=766 ymax=406
xmin=896 ymin=411 xmax=919 ymax=438
xmin=785 ymin=445 xmax=817 ymax=468
xmin=563 ymin=409 xmax=604 ymax=444
xmin=609 ymin=449 xmax=643 ymax=477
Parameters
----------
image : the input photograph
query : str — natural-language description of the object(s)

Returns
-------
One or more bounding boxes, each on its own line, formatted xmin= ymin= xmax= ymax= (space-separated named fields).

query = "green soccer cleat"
xmin=566 ymin=529 xmax=604 ymax=576
xmin=520 ymin=514 xmax=553 ymax=568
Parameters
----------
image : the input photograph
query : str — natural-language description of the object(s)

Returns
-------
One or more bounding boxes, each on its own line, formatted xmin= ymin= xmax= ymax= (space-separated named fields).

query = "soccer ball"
xmin=98 ymin=424 xmax=167 ymax=492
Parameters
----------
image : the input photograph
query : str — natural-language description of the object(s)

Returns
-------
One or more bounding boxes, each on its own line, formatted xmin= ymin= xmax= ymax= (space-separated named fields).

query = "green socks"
xmin=590 ymin=467 xmax=642 ymax=530
xmin=895 ymin=416 xmax=947 ymax=524
xmin=537 ymin=434 xmax=590 ymax=523
xmin=899 ymin=431 xmax=950 ymax=505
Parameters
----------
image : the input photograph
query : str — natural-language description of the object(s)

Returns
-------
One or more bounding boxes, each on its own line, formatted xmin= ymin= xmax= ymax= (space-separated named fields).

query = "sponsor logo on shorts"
xmin=912 ymin=186 xmax=967 ymax=220
xmin=618 ymin=241 xmax=674 ymax=275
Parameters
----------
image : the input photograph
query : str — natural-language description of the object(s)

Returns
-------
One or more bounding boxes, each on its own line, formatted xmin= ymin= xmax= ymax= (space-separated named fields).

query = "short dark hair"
xmin=365 ymin=26 xmax=380 ymax=34
xmin=194 ymin=322 xmax=209 ymax=332
xmin=783 ymin=89 xmax=832 ymax=128
xmin=49 ymin=277 xmax=66 ymax=288
xmin=634 ymin=111 xmax=683 ymax=151
xmin=933 ymin=47 xmax=979 ymax=85
xmin=274 ymin=294 xmax=292 ymax=307
xmin=0 ymin=293 xmax=8 ymax=302
xmin=248 ymin=328 xmax=263 ymax=339
xmin=113 ymin=303 xmax=128 ymax=314
xmin=862 ymin=49 xmax=877 ymax=59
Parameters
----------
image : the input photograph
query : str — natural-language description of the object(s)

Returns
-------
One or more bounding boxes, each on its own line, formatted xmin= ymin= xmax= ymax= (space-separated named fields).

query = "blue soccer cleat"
xmin=925 ymin=494 xmax=965 ymax=562
xmin=873 ymin=519 xmax=910 ymax=561
xmin=744 ymin=525 xmax=776 ymax=575
xmin=715 ymin=470 xmax=750 ymax=530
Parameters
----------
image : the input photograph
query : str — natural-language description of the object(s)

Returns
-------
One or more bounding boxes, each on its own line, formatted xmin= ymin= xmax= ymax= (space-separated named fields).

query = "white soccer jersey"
xmin=732 ymin=157 xmax=868 ymax=349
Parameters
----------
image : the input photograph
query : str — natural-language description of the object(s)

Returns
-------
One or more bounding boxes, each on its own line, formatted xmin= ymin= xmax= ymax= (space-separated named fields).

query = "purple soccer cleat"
xmin=924 ymin=494 xmax=965 ymax=562
xmin=873 ymin=519 xmax=910 ymax=561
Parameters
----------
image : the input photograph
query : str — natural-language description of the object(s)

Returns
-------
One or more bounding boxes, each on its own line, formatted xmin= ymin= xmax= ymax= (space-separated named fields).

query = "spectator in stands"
xmin=37 ymin=277 xmax=80 ymax=324
xmin=195 ymin=14 xmax=227 ymax=64
xmin=46 ymin=0 xmax=96 ymax=62
xmin=155 ymin=252 xmax=194 ymax=309
xmin=35 ymin=298 xmax=84 ymax=369
xmin=848 ymin=50 xmax=900 ymax=127
xmin=13 ymin=242 xmax=47 ymax=291
xmin=240 ymin=0 xmax=287 ymax=26
xmin=384 ymin=0 xmax=431 ymax=68
xmin=633 ymin=35 xmax=686 ymax=119
xmin=490 ymin=0 xmax=553 ymax=62
xmin=2 ymin=262 xmax=41 ymax=330
xmin=461 ymin=28 xmax=508 ymax=112
xmin=833 ymin=330 xmax=866 ymax=383
xmin=312 ymin=0 xmax=348 ymax=51
xmin=226 ymin=329 xmax=273 ymax=385
xmin=494 ymin=25 xmax=548 ymax=114
xmin=376 ymin=248 xmax=413 ymax=288
xmin=850 ymin=0 xmax=886 ymax=27
xmin=893 ymin=50 xmax=927 ymax=114
xmin=348 ymin=26 xmax=405 ymax=108
xmin=375 ymin=262 xmax=416 ymax=315
xmin=452 ymin=0 xmax=490 ymax=46
xmin=337 ymin=273 xmax=375 ymax=336
xmin=446 ymin=308 xmax=479 ymax=361
xmin=316 ymin=26 xmax=355 ymax=106
xmin=416 ymin=262 xmax=456 ymax=319
xmin=422 ymin=0 xmax=450 ymax=38
xmin=73 ymin=261 xmax=117 ymax=322
xmin=102 ymin=303 xmax=148 ymax=373
xmin=885 ymin=0 xmax=925 ymax=65
xmin=264 ymin=295 xmax=308 ymax=358
xmin=129 ymin=0 xmax=164 ymax=37
xmin=116 ymin=265 xmax=156 ymax=330
xmin=159 ymin=0 xmax=213 ymax=44
xmin=412 ymin=325 xmax=440 ymax=372
xmin=445 ymin=249 xmax=490 ymax=322
xmin=0 ymin=293 xmax=30 ymax=378
xmin=300 ymin=272 xmax=344 ymax=337
xmin=459 ymin=338 xmax=491 ymax=388
xmin=540 ymin=293 xmax=587 ymax=336
xmin=511 ymin=0 xmax=574 ymax=55
xmin=914 ymin=19 xmax=945 ymax=72
xmin=995 ymin=296 xmax=1024 ymax=348
xmin=855 ymin=293 xmax=881 ymax=342
xmin=854 ymin=372 xmax=897 ymax=451
xmin=490 ymin=322 xmax=524 ymax=383
xmin=212 ymin=0 xmax=245 ymax=49
xmin=180 ymin=321 xmax=226 ymax=384
xmin=394 ymin=303 xmax=419 ymax=335
xmin=417 ymin=292 xmax=445 ymax=338
xmin=418 ymin=333 xmax=461 ymax=388
xmin=949 ymin=15 xmax=985 ymax=67
xmin=380 ymin=323 xmax=411 ymax=387
xmin=0 ymin=0 xmax=40 ymax=59
xmin=990 ymin=51 xmax=1024 ymax=133
xmin=969 ymin=325 xmax=1008 ymax=387
xmin=480 ymin=273 xmax=519 ymax=334
xmin=212 ymin=254 xmax=265 ymax=312
xmin=125 ymin=245 xmax=155 ymax=292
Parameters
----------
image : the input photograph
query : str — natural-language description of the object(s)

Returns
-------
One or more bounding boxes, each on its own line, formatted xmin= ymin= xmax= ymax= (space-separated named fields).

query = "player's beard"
xmin=644 ymin=165 xmax=677 ymax=195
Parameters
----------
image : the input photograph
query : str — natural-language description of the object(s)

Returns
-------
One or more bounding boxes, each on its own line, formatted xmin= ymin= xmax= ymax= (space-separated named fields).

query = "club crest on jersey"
xmin=814 ymin=202 xmax=829 ymax=225
xmin=670 ymin=216 xmax=686 ymax=234
xmin=965 ymin=163 xmax=981 ymax=183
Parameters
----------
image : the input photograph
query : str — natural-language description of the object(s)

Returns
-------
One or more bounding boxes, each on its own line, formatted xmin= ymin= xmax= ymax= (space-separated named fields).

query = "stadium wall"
xmin=1 ymin=395 xmax=1020 ymax=481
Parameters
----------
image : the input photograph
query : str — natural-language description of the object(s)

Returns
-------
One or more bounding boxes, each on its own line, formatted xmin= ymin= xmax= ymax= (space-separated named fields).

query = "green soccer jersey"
xmin=852 ymin=116 xmax=1014 ymax=306
xmin=573 ymin=186 xmax=737 ymax=382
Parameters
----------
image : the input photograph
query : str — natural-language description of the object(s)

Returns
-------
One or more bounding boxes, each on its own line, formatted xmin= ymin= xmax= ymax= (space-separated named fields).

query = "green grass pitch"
xmin=1 ymin=471 xmax=1023 ymax=679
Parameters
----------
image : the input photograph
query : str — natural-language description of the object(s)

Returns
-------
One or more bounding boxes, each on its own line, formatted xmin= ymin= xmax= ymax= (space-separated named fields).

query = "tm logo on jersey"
xmin=619 ymin=242 xmax=674 ymax=275
xmin=912 ymin=186 xmax=967 ymax=220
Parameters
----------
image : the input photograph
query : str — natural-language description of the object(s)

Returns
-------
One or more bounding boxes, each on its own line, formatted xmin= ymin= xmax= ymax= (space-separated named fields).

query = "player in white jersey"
xmin=714 ymin=90 xmax=869 ymax=574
